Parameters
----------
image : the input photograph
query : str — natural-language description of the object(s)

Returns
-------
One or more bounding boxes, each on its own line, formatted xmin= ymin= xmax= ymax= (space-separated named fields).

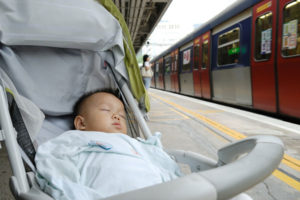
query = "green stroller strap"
xmin=97 ymin=0 xmax=151 ymax=112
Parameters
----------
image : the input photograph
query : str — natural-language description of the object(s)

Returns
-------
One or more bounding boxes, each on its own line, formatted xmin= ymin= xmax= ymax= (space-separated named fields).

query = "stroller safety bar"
xmin=165 ymin=149 xmax=218 ymax=172
xmin=102 ymin=135 xmax=283 ymax=200
xmin=201 ymin=136 xmax=284 ymax=199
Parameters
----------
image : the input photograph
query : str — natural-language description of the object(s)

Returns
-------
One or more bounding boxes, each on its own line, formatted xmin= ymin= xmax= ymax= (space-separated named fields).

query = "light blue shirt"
xmin=35 ymin=130 xmax=182 ymax=200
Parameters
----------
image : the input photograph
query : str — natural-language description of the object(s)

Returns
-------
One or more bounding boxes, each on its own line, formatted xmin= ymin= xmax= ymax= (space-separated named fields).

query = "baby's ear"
xmin=74 ymin=115 xmax=86 ymax=130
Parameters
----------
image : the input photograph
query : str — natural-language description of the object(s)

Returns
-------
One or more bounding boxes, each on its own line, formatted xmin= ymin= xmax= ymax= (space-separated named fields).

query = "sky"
xmin=141 ymin=0 xmax=238 ymax=58
xmin=162 ymin=0 xmax=238 ymax=24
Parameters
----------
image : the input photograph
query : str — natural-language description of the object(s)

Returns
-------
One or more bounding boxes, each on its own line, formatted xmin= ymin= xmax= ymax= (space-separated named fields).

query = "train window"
xmin=202 ymin=40 xmax=209 ymax=69
xmin=217 ymin=28 xmax=240 ymax=66
xmin=282 ymin=0 xmax=300 ymax=57
xmin=193 ymin=44 xmax=200 ymax=69
xmin=255 ymin=12 xmax=273 ymax=60
xmin=165 ymin=57 xmax=171 ymax=74
xmin=182 ymin=49 xmax=192 ymax=72
xmin=155 ymin=63 xmax=159 ymax=73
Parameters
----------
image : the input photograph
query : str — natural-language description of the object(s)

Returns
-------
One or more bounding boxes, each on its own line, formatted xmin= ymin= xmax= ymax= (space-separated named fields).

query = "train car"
xmin=151 ymin=0 xmax=300 ymax=120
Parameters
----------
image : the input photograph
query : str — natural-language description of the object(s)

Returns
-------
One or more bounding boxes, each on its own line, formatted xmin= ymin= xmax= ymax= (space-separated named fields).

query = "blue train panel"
xmin=211 ymin=17 xmax=252 ymax=71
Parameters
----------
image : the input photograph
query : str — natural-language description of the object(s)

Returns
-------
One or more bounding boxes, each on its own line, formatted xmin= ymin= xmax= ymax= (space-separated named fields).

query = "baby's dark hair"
xmin=73 ymin=88 xmax=122 ymax=118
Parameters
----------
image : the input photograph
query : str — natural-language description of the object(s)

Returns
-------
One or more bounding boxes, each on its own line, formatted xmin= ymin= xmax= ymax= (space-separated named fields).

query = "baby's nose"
xmin=112 ymin=113 xmax=120 ymax=120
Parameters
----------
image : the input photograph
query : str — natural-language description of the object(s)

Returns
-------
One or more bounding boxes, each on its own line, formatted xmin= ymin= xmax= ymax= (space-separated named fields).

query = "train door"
xmin=158 ymin=58 xmax=164 ymax=90
xmin=193 ymin=37 xmax=202 ymax=97
xmin=170 ymin=51 xmax=175 ymax=92
xmin=251 ymin=0 xmax=277 ymax=112
xmin=164 ymin=54 xmax=172 ymax=91
xmin=154 ymin=60 xmax=159 ymax=89
xmin=171 ymin=49 xmax=180 ymax=93
xmin=179 ymin=42 xmax=194 ymax=96
xmin=277 ymin=0 xmax=300 ymax=118
xmin=212 ymin=9 xmax=252 ymax=106
xmin=200 ymin=32 xmax=212 ymax=99
xmin=170 ymin=50 xmax=179 ymax=92
xmin=150 ymin=61 xmax=155 ymax=88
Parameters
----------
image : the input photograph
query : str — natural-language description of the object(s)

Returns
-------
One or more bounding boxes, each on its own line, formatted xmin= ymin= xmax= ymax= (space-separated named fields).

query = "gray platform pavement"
xmin=146 ymin=88 xmax=300 ymax=200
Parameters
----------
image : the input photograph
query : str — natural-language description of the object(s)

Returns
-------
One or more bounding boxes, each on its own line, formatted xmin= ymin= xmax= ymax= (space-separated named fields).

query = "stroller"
xmin=0 ymin=0 xmax=284 ymax=199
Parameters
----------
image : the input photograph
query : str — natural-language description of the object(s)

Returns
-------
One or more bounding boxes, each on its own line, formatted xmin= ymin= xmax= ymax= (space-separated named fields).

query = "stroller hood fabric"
xmin=0 ymin=0 xmax=149 ymax=115
xmin=0 ymin=0 xmax=150 ymax=144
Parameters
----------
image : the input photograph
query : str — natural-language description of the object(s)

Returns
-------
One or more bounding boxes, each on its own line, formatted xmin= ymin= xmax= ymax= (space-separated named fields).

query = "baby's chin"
xmin=110 ymin=127 xmax=128 ymax=135
xmin=111 ymin=130 xmax=128 ymax=135
xmin=78 ymin=126 xmax=128 ymax=135
xmin=103 ymin=129 xmax=128 ymax=135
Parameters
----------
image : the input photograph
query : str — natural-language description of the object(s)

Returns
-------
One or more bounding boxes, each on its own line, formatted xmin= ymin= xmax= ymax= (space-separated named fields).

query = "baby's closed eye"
xmin=119 ymin=113 xmax=126 ymax=119
xmin=99 ymin=108 xmax=110 ymax=112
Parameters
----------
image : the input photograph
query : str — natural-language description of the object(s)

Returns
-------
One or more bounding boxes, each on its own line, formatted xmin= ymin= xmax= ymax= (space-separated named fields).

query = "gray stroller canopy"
xmin=0 ymin=0 xmax=129 ymax=115
xmin=0 ymin=0 xmax=132 ymax=143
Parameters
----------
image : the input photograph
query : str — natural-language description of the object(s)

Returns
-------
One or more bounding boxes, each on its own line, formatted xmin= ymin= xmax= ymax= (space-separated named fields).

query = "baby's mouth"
xmin=112 ymin=122 xmax=121 ymax=129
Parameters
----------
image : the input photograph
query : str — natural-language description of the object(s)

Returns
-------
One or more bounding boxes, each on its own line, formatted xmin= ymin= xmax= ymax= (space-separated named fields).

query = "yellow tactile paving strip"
xmin=150 ymin=92 xmax=300 ymax=191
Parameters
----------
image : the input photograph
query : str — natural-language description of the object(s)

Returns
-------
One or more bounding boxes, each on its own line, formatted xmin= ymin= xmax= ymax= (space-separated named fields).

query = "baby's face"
xmin=76 ymin=92 xmax=127 ymax=134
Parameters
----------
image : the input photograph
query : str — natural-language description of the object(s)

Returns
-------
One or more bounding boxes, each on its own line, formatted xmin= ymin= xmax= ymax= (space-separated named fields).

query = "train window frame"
xmin=181 ymin=48 xmax=192 ymax=72
xmin=193 ymin=44 xmax=200 ymax=70
xmin=217 ymin=27 xmax=240 ymax=66
xmin=281 ymin=0 xmax=300 ymax=58
xmin=254 ymin=12 xmax=273 ymax=62
xmin=164 ymin=56 xmax=172 ymax=74
xmin=201 ymin=40 xmax=209 ymax=69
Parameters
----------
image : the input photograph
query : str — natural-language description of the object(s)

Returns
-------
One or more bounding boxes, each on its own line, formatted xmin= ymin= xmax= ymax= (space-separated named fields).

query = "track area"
xmin=147 ymin=88 xmax=300 ymax=200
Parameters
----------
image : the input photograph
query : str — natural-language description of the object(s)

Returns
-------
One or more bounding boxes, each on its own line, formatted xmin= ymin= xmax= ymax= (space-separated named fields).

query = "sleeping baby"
xmin=35 ymin=89 xmax=182 ymax=200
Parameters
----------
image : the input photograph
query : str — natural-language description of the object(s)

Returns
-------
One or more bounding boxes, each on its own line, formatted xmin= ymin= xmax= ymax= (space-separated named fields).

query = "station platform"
xmin=147 ymin=88 xmax=300 ymax=200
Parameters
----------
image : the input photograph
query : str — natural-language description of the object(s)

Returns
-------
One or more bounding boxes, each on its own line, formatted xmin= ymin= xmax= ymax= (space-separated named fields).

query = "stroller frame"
xmin=0 ymin=82 xmax=29 ymax=193
xmin=0 ymin=65 xmax=284 ymax=200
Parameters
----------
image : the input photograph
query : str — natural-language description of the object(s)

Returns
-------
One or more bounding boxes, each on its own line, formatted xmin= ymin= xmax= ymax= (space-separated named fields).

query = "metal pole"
xmin=121 ymin=83 xmax=152 ymax=139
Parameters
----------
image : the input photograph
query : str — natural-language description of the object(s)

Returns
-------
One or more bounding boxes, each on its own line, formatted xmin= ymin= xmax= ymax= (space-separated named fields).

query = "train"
xmin=150 ymin=0 xmax=300 ymax=120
